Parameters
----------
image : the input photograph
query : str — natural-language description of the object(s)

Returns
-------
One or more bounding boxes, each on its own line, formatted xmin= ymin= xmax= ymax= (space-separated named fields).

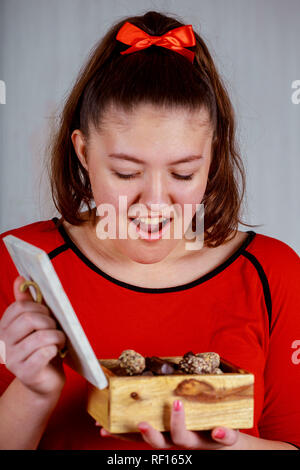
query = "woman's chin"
xmin=118 ymin=238 xmax=179 ymax=264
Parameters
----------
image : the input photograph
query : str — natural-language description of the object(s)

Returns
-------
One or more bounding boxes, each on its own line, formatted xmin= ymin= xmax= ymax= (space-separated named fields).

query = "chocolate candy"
xmin=179 ymin=354 xmax=210 ymax=374
xmin=111 ymin=350 xmax=223 ymax=376
xmin=179 ymin=352 xmax=221 ymax=374
xmin=196 ymin=352 xmax=220 ymax=372
xmin=118 ymin=349 xmax=146 ymax=375
xmin=110 ymin=365 xmax=129 ymax=376
xmin=145 ymin=356 xmax=178 ymax=375
xmin=141 ymin=370 xmax=155 ymax=376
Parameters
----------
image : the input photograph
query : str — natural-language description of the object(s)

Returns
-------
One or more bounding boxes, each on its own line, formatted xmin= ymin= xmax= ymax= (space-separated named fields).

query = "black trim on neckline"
xmin=242 ymin=250 xmax=272 ymax=333
xmin=48 ymin=243 xmax=69 ymax=260
xmin=51 ymin=217 xmax=257 ymax=294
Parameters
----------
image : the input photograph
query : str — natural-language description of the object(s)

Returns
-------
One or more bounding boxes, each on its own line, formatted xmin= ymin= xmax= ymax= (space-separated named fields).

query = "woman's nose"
xmin=139 ymin=173 xmax=170 ymax=212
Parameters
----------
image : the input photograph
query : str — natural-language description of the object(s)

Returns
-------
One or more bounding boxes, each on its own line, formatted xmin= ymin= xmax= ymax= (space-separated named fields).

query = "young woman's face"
xmin=72 ymin=103 xmax=214 ymax=265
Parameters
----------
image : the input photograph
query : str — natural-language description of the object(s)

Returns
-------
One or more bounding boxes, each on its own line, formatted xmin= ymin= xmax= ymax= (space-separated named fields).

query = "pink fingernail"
xmin=138 ymin=424 xmax=148 ymax=433
xmin=214 ymin=428 xmax=226 ymax=439
xmin=100 ymin=428 xmax=109 ymax=436
xmin=173 ymin=400 xmax=182 ymax=411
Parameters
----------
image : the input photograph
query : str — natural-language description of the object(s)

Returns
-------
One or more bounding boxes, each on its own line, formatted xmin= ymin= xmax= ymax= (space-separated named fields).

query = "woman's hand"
xmin=96 ymin=399 xmax=241 ymax=449
xmin=0 ymin=276 xmax=67 ymax=398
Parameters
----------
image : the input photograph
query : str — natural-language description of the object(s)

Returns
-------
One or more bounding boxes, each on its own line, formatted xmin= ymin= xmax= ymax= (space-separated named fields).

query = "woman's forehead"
xmin=86 ymin=105 xmax=213 ymax=163
xmin=95 ymin=103 xmax=212 ymax=134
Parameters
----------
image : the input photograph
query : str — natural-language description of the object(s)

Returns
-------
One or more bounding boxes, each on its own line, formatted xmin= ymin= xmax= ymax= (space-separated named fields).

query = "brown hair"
xmin=47 ymin=10 xmax=259 ymax=247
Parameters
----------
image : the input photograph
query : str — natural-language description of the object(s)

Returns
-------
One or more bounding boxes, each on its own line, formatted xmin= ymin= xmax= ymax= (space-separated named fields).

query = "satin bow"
xmin=116 ymin=21 xmax=196 ymax=64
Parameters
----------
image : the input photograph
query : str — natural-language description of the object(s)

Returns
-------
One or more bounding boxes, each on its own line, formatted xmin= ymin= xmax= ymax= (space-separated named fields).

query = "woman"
xmin=0 ymin=11 xmax=299 ymax=450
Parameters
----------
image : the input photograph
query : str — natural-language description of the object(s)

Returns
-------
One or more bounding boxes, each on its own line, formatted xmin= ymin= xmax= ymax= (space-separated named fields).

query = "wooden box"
xmin=86 ymin=356 xmax=254 ymax=433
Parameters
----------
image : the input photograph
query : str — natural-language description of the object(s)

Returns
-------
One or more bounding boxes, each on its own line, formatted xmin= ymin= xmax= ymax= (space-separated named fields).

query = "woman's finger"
xmin=1 ymin=300 xmax=51 ymax=330
xmin=137 ymin=423 xmax=173 ymax=449
xmin=211 ymin=427 xmax=239 ymax=446
xmin=12 ymin=329 xmax=66 ymax=363
xmin=18 ymin=344 xmax=60 ymax=380
xmin=6 ymin=312 xmax=58 ymax=345
xmin=170 ymin=400 xmax=224 ymax=449
xmin=99 ymin=424 xmax=174 ymax=449
xmin=99 ymin=427 xmax=146 ymax=443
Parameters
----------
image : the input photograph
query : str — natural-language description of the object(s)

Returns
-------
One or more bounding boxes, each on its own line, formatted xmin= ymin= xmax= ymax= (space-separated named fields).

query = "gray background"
xmin=0 ymin=0 xmax=299 ymax=253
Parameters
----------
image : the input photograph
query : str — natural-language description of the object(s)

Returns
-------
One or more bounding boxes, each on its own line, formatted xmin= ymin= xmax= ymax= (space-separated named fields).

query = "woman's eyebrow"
xmin=108 ymin=153 xmax=202 ymax=165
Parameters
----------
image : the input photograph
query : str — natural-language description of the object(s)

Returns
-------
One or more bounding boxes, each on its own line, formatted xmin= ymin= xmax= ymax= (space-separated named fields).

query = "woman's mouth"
xmin=128 ymin=216 xmax=172 ymax=240
xmin=132 ymin=216 xmax=170 ymax=232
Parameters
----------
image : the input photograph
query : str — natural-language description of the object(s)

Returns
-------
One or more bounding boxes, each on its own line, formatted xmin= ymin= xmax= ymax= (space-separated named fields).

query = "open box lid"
xmin=3 ymin=235 xmax=108 ymax=390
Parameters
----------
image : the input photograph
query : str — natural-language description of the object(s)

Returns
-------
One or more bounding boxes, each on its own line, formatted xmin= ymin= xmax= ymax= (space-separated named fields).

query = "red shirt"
xmin=0 ymin=218 xmax=300 ymax=450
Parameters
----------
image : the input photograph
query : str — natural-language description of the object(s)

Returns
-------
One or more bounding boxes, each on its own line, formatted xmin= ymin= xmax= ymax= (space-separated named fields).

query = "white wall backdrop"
xmin=0 ymin=0 xmax=299 ymax=253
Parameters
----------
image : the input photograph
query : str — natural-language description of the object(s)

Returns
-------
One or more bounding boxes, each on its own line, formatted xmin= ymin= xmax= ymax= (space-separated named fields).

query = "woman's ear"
xmin=71 ymin=129 xmax=88 ymax=171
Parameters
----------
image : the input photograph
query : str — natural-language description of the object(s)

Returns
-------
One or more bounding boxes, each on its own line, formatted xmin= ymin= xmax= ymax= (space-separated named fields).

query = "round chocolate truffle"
xmin=118 ymin=349 xmax=146 ymax=375
xmin=196 ymin=352 xmax=220 ymax=372
xmin=179 ymin=353 xmax=210 ymax=374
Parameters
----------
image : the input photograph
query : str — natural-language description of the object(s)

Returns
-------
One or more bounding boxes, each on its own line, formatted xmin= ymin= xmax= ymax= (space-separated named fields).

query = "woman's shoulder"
xmin=244 ymin=232 xmax=300 ymax=332
xmin=245 ymin=231 xmax=300 ymax=302
xmin=247 ymin=231 xmax=299 ymax=269
xmin=0 ymin=217 xmax=61 ymax=254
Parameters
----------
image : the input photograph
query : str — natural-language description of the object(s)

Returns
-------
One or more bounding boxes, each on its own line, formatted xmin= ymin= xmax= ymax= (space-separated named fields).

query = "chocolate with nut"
xmin=118 ymin=349 xmax=146 ymax=375
xmin=111 ymin=350 xmax=223 ymax=376
xmin=196 ymin=352 xmax=220 ymax=372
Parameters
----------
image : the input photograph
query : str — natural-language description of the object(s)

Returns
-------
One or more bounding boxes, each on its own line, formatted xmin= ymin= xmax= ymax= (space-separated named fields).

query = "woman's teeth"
xmin=130 ymin=217 xmax=170 ymax=233
xmin=134 ymin=217 xmax=166 ymax=225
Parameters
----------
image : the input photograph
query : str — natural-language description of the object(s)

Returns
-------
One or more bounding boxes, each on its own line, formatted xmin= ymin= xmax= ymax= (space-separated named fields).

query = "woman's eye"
xmin=113 ymin=172 xmax=139 ymax=179
xmin=113 ymin=171 xmax=194 ymax=181
xmin=172 ymin=173 xmax=194 ymax=181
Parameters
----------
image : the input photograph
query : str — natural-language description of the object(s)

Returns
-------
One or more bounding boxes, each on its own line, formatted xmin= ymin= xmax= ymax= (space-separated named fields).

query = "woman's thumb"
xmin=13 ymin=276 xmax=34 ymax=302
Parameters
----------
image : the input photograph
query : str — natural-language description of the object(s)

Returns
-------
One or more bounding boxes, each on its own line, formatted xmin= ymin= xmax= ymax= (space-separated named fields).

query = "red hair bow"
xmin=116 ymin=22 xmax=196 ymax=64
